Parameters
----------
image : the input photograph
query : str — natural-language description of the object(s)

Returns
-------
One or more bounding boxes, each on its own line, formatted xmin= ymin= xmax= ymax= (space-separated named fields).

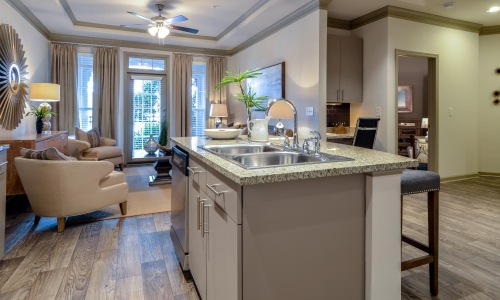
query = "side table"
xmin=149 ymin=149 xmax=173 ymax=186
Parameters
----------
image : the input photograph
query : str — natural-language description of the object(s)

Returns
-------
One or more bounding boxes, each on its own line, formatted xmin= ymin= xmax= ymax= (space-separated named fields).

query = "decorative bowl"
xmin=204 ymin=128 xmax=241 ymax=140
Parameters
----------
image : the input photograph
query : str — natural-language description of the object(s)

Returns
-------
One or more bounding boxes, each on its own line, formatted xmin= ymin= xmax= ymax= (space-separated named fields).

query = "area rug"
xmin=66 ymin=164 xmax=171 ymax=225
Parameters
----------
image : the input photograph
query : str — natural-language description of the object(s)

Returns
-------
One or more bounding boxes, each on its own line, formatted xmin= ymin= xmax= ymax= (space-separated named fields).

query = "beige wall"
xmin=478 ymin=34 xmax=500 ymax=173
xmin=227 ymin=9 xmax=325 ymax=138
xmin=0 ymin=1 xmax=50 ymax=139
xmin=352 ymin=17 xmax=480 ymax=178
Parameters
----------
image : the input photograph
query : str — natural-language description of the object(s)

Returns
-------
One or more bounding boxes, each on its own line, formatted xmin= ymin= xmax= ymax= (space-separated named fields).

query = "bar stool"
xmin=401 ymin=169 xmax=440 ymax=296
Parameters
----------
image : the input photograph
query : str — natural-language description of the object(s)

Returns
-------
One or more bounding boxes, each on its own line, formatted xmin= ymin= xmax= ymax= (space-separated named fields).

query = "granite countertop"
xmin=171 ymin=136 xmax=417 ymax=186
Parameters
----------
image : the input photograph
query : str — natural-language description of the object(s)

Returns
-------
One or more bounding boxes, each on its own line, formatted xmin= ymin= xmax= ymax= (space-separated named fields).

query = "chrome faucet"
xmin=266 ymin=98 xmax=299 ymax=149
xmin=309 ymin=130 xmax=322 ymax=156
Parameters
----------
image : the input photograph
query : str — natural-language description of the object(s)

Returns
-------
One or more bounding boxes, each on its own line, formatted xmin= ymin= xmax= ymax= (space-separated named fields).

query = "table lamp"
xmin=421 ymin=117 xmax=429 ymax=142
xmin=267 ymin=98 xmax=294 ymax=135
xmin=210 ymin=103 xmax=228 ymax=128
xmin=30 ymin=83 xmax=60 ymax=131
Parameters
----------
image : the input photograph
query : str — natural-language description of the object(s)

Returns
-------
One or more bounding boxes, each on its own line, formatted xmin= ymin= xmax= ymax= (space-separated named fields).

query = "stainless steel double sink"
xmin=199 ymin=144 xmax=353 ymax=169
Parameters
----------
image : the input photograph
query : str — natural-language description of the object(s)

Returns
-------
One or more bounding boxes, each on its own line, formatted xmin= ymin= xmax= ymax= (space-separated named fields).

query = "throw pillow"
xmin=75 ymin=127 xmax=101 ymax=148
xmin=20 ymin=147 xmax=72 ymax=161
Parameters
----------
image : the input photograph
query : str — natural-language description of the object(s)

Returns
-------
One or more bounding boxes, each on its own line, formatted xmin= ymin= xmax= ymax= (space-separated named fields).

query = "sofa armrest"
xmin=100 ymin=137 xmax=117 ymax=146
xmin=67 ymin=139 xmax=91 ymax=159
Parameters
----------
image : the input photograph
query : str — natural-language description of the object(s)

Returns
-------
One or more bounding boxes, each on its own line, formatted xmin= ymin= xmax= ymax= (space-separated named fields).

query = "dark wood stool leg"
xmin=428 ymin=191 xmax=439 ymax=296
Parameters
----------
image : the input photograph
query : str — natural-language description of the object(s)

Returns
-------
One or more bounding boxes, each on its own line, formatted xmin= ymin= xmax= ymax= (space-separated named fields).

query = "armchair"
xmin=68 ymin=136 xmax=124 ymax=171
xmin=15 ymin=158 xmax=128 ymax=232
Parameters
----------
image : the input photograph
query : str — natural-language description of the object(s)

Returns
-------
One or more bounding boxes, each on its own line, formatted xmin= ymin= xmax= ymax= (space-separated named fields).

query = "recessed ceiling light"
xmin=487 ymin=6 xmax=500 ymax=13
xmin=442 ymin=1 xmax=455 ymax=9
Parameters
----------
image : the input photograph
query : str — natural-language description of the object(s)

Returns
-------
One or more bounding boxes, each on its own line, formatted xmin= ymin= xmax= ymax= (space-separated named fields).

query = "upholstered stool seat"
xmin=401 ymin=169 xmax=440 ymax=296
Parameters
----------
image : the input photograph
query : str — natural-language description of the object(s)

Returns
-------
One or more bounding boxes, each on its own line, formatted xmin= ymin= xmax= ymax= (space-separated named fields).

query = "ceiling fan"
xmin=122 ymin=3 xmax=199 ymax=38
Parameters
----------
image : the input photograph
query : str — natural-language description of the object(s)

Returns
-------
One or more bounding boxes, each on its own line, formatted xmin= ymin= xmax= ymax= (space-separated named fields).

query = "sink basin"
xmin=200 ymin=144 xmax=281 ymax=156
xmin=231 ymin=151 xmax=353 ymax=169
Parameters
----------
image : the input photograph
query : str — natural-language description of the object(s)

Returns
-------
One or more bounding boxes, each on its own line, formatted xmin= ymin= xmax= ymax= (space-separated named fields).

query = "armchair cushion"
xmin=76 ymin=127 xmax=101 ymax=148
xmin=84 ymin=146 xmax=122 ymax=160
xmin=20 ymin=147 xmax=72 ymax=161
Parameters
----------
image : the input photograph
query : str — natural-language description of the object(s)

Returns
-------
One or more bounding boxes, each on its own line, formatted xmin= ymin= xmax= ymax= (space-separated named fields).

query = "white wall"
xmin=0 ymin=1 xmax=50 ymax=138
xmin=351 ymin=18 xmax=390 ymax=151
xmin=478 ymin=34 xmax=500 ymax=173
xmin=227 ymin=9 xmax=324 ymax=138
xmin=353 ymin=17 xmax=479 ymax=178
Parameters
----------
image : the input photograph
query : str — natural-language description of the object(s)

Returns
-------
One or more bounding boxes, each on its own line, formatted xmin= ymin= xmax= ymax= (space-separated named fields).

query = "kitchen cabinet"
xmin=188 ymin=156 xmax=241 ymax=300
xmin=327 ymin=35 xmax=363 ymax=103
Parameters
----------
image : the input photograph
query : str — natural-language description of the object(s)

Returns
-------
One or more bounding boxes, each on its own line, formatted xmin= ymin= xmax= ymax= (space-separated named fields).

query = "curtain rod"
xmin=50 ymin=41 xmax=116 ymax=48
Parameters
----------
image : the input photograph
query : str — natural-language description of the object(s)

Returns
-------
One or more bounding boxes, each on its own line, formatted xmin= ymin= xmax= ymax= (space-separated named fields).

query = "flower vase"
xmin=35 ymin=118 xmax=43 ymax=134
xmin=144 ymin=134 xmax=159 ymax=155
xmin=246 ymin=108 xmax=253 ymax=140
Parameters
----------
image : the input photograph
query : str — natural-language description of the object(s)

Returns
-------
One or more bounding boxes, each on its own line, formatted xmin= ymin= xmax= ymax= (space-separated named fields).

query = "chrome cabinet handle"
xmin=336 ymin=89 xmax=340 ymax=101
xmin=206 ymin=184 xmax=226 ymax=196
xmin=200 ymin=199 xmax=205 ymax=236
xmin=196 ymin=196 xmax=201 ymax=230
xmin=341 ymin=90 xmax=344 ymax=102
xmin=187 ymin=166 xmax=201 ymax=175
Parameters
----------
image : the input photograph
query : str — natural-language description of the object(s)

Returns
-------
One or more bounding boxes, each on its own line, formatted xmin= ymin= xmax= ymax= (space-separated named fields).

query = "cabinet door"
xmin=340 ymin=36 xmax=363 ymax=103
xmin=327 ymin=34 xmax=341 ymax=102
xmin=207 ymin=201 xmax=241 ymax=300
xmin=188 ymin=188 xmax=208 ymax=299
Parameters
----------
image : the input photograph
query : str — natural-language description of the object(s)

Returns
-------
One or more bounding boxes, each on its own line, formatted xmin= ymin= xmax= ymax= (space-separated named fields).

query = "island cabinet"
xmin=327 ymin=34 xmax=363 ymax=103
xmin=188 ymin=157 xmax=241 ymax=300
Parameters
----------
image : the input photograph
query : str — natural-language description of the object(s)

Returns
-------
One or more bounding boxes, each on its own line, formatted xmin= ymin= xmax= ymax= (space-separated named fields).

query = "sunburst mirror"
xmin=0 ymin=24 xmax=29 ymax=130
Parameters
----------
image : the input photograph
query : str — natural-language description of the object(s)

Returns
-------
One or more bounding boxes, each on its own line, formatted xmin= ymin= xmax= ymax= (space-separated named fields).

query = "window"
xmin=191 ymin=62 xmax=207 ymax=136
xmin=128 ymin=57 xmax=165 ymax=71
xmin=77 ymin=52 xmax=93 ymax=131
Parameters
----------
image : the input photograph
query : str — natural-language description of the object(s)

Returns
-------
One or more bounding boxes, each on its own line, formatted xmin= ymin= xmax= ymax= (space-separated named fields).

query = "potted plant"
xmin=157 ymin=117 xmax=170 ymax=154
xmin=26 ymin=105 xmax=55 ymax=134
xmin=215 ymin=68 xmax=267 ymax=124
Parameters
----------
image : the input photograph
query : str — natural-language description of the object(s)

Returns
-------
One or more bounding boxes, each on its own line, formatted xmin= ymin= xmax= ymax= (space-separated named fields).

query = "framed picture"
xmin=398 ymin=85 xmax=413 ymax=113
xmin=246 ymin=62 xmax=285 ymax=110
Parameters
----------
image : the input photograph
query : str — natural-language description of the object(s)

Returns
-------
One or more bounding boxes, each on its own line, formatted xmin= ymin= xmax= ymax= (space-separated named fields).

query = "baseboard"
xmin=440 ymin=173 xmax=480 ymax=183
xmin=478 ymin=172 xmax=500 ymax=177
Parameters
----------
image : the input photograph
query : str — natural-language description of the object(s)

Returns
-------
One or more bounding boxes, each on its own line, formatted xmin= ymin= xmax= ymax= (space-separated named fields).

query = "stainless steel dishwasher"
xmin=0 ymin=145 xmax=8 ymax=258
xmin=170 ymin=145 xmax=190 ymax=270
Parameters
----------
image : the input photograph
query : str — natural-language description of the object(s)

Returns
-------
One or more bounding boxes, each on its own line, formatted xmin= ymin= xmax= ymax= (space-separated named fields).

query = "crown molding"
xmin=217 ymin=0 xmax=270 ymax=39
xmin=329 ymin=5 xmax=483 ymax=33
xmin=479 ymin=26 xmax=500 ymax=36
xmin=4 ymin=0 xmax=50 ymax=38
xmin=319 ymin=0 xmax=332 ymax=10
xmin=230 ymin=0 xmax=318 ymax=55
xmin=327 ymin=18 xmax=350 ymax=30
xmin=49 ymin=33 xmax=230 ymax=56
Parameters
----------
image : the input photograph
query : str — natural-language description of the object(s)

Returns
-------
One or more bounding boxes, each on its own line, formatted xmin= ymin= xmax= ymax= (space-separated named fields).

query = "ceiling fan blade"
xmin=170 ymin=25 xmax=199 ymax=34
xmin=167 ymin=15 xmax=188 ymax=24
xmin=120 ymin=24 xmax=147 ymax=28
xmin=127 ymin=11 xmax=151 ymax=21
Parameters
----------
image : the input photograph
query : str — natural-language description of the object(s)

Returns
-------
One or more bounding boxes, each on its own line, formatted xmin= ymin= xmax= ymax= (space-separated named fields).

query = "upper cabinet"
xmin=327 ymin=35 xmax=363 ymax=103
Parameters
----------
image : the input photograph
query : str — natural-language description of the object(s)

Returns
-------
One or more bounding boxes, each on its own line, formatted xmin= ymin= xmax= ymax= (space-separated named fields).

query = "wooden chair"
xmin=401 ymin=169 xmax=440 ymax=296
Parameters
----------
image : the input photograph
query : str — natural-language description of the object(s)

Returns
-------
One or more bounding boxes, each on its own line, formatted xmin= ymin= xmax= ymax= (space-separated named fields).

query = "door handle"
xmin=206 ymin=184 xmax=226 ymax=196
xmin=187 ymin=167 xmax=201 ymax=175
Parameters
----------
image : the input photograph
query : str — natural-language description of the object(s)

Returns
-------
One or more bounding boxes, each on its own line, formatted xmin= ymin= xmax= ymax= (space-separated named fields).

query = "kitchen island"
xmin=171 ymin=136 xmax=417 ymax=300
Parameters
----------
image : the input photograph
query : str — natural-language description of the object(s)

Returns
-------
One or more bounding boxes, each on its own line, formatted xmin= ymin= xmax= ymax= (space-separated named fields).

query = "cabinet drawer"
xmin=188 ymin=157 xmax=207 ymax=194
xmin=206 ymin=169 xmax=241 ymax=224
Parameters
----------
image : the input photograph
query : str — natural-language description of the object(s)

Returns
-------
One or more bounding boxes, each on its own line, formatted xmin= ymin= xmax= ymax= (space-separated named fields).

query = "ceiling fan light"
xmin=487 ymin=6 xmax=500 ymax=13
xmin=158 ymin=26 xmax=170 ymax=38
xmin=148 ymin=26 xmax=159 ymax=36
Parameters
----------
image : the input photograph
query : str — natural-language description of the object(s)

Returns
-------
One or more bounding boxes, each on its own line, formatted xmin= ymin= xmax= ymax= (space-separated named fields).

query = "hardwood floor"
xmin=0 ymin=176 xmax=499 ymax=299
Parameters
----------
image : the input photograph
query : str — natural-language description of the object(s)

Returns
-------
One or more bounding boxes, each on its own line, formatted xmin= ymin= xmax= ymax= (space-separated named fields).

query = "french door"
xmin=125 ymin=74 xmax=167 ymax=163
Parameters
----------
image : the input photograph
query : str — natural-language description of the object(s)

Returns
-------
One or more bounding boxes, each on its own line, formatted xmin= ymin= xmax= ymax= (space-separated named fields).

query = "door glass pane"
xmin=192 ymin=62 xmax=207 ymax=136
xmin=131 ymin=78 xmax=162 ymax=158
xmin=77 ymin=53 xmax=93 ymax=131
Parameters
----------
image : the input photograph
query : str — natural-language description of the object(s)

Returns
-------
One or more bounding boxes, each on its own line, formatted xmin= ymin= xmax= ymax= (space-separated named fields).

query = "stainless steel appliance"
xmin=170 ymin=145 xmax=190 ymax=270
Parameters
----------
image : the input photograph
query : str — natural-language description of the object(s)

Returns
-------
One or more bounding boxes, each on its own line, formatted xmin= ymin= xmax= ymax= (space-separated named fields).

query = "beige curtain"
xmin=207 ymin=56 xmax=227 ymax=128
xmin=93 ymin=47 xmax=119 ymax=139
xmin=173 ymin=53 xmax=193 ymax=137
xmin=50 ymin=43 xmax=77 ymax=135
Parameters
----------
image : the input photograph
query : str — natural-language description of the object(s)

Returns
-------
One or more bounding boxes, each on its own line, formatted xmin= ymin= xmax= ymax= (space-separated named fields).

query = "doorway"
xmin=395 ymin=50 xmax=438 ymax=172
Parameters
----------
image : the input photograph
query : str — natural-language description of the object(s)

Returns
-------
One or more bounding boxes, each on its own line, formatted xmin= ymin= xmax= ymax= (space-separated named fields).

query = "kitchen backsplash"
xmin=327 ymin=103 xmax=350 ymax=127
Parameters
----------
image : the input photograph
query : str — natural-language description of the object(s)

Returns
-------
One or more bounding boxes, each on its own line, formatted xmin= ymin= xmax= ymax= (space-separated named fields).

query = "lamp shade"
xmin=267 ymin=100 xmax=294 ymax=119
xmin=210 ymin=103 xmax=228 ymax=117
xmin=30 ymin=83 xmax=60 ymax=102
xmin=421 ymin=117 xmax=429 ymax=129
